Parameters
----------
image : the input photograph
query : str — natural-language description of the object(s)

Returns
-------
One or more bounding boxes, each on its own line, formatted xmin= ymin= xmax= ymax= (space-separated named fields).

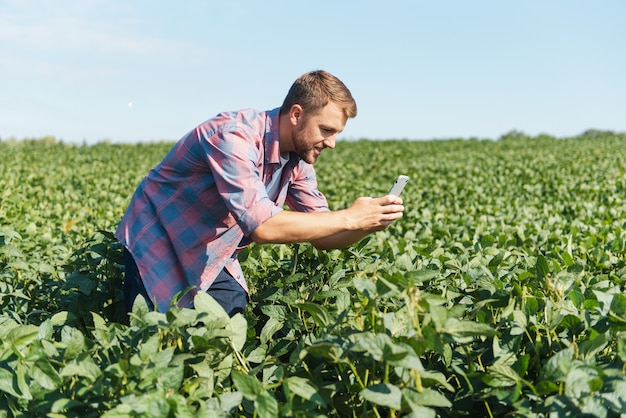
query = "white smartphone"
xmin=388 ymin=175 xmax=409 ymax=196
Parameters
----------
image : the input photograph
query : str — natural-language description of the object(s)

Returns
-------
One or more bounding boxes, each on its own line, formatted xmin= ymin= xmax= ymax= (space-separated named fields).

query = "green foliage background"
xmin=1 ymin=132 xmax=625 ymax=417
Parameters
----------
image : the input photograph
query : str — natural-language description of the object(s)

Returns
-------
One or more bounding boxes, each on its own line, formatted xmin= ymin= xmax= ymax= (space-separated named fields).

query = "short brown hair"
xmin=280 ymin=70 xmax=357 ymax=119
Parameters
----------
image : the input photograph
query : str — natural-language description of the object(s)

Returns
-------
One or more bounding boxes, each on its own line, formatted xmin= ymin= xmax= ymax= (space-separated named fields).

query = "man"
xmin=116 ymin=70 xmax=404 ymax=316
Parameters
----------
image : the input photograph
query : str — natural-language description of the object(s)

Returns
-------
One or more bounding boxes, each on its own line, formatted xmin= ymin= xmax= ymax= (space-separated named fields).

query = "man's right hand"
xmin=342 ymin=195 xmax=404 ymax=233
xmin=250 ymin=194 xmax=405 ymax=250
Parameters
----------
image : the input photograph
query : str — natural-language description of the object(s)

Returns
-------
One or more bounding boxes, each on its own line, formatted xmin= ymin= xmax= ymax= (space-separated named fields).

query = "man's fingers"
xmin=381 ymin=203 xmax=404 ymax=215
xmin=379 ymin=194 xmax=403 ymax=205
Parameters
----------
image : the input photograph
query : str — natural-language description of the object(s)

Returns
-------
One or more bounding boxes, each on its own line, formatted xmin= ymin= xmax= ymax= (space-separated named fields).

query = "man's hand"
xmin=308 ymin=194 xmax=404 ymax=250
xmin=342 ymin=195 xmax=404 ymax=233
xmin=251 ymin=194 xmax=405 ymax=250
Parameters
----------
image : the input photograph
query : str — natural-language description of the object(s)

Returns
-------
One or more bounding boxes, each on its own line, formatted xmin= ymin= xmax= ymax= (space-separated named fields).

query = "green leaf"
xmin=561 ymin=251 xmax=574 ymax=266
xmin=618 ymin=335 xmax=626 ymax=362
xmin=14 ymin=361 xmax=32 ymax=400
xmin=328 ymin=267 xmax=346 ymax=286
xmin=260 ymin=304 xmax=286 ymax=321
xmin=540 ymin=347 xmax=575 ymax=381
xmin=610 ymin=293 xmax=626 ymax=315
xmin=442 ymin=318 xmax=497 ymax=340
xmin=353 ymin=277 xmax=377 ymax=299
xmin=50 ymin=398 xmax=86 ymax=414
xmin=402 ymin=387 xmax=452 ymax=407
xmin=255 ymin=391 xmax=279 ymax=418
xmin=60 ymin=353 xmax=103 ymax=382
xmin=157 ymin=363 xmax=184 ymax=391
xmin=295 ymin=302 xmax=332 ymax=327
xmin=38 ymin=318 xmax=53 ymax=340
xmin=60 ymin=326 xmax=86 ymax=360
xmin=102 ymin=391 xmax=172 ymax=417
xmin=0 ymin=367 xmax=21 ymax=398
xmin=300 ymin=339 xmax=345 ymax=363
xmin=231 ymin=370 xmax=263 ymax=400
xmin=536 ymin=254 xmax=550 ymax=279
xmin=486 ymin=363 xmax=521 ymax=386
xmin=578 ymin=332 xmax=608 ymax=360
xmin=194 ymin=291 xmax=229 ymax=320
xmin=31 ymin=351 xmax=63 ymax=389
xmin=246 ymin=345 xmax=268 ymax=364
xmin=348 ymin=333 xmax=386 ymax=360
xmin=567 ymin=289 xmax=585 ymax=308
xmin=50 ymin=311 xmax=71 ymax=326
xmin=0 ymin=226 xmax=22 ymax=242
xmin=213 ymin=391 xmax=244 ymax=414
xmin=260 ymin=316 xmax=283 ymax=345
xmin=564 ymin=367 xmax=601 ymax=398
xmin=360 ymin=383 xmax=402 ymax=410
xmin=7 ymin=324 xmax=39 ymax=349
xmin=512 ymin=309 xmax=527 ymax=329
xmin=229 ymin=313 xmax=247 ymax=351
xmin=285 ymin=376 xmax=326 ymax=407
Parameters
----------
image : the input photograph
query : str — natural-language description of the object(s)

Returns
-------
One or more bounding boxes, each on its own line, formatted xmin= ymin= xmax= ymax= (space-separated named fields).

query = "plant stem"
xmin=484 ymin=400 xmax=494 ymax=418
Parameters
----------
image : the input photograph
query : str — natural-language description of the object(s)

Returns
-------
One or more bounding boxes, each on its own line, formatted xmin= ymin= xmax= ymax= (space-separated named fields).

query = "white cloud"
xmin=0 ymin=3 xmax=189 ymax=55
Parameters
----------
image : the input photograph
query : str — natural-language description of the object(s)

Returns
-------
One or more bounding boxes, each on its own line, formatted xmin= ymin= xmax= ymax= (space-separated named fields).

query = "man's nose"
xmin=323 ymin=136 xmax=336 ymax=149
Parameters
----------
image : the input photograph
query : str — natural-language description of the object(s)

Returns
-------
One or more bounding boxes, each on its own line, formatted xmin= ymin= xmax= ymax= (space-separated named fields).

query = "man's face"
xmin=292 ymin=102 xmax=346 ymax=164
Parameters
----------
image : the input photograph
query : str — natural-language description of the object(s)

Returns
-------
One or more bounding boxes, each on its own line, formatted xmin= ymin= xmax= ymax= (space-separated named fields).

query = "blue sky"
xmin=1 ymin=0 xmax=624 ymax=144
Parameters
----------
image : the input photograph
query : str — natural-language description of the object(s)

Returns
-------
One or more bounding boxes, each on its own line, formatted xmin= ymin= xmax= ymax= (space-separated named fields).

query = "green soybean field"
xmin=1 ymin=132 xmax=625 ymax=417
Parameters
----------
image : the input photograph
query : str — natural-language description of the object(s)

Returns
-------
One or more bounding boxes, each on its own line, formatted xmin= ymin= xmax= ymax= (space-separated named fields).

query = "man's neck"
xmin=277 ymin=112 xmax=295 ymax=154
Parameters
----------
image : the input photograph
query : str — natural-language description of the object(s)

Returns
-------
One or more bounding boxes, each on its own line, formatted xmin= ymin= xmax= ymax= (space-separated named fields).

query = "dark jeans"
xmin=123 ymin=249 xmax=248 ymax=316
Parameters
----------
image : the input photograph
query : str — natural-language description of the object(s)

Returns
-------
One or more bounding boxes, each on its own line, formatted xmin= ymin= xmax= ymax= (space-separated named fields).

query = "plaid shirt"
xmin=115 ymin=107 xmax=329 ymax=311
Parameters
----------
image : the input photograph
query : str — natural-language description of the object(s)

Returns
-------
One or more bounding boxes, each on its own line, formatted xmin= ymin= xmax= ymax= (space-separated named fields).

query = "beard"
xmin=292 ymin=127 xmax=320 ymax=164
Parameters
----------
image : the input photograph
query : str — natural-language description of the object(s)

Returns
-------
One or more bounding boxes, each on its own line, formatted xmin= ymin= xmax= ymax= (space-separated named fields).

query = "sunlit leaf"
xmin=360 ymin=383 xmax=401 ymax=410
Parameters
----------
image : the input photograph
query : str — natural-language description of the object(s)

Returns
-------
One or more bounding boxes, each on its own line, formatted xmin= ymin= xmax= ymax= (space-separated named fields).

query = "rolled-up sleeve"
xmin=286 ymin=162 xmax=330 ymax=213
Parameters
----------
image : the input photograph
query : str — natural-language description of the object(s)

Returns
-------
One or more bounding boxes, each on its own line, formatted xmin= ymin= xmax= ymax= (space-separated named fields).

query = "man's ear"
xmin=289 ymin=104 xmax=303 ymax=126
